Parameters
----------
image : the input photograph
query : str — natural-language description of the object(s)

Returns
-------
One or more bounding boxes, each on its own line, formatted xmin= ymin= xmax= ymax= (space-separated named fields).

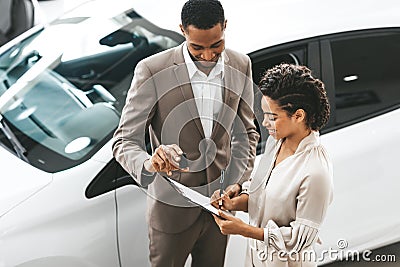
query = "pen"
xmin=219 ymin=169 xmax=225 ymax=209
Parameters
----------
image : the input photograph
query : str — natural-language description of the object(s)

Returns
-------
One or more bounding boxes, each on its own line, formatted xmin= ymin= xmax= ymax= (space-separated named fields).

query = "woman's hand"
xmin=210 ymin=190 xmax=249 ymax=212
xmin=210 ymin=191 xmax=235 ymax=210
xmin=210 ymin=183 xmax=240 ymax=208
xmin=213 ymin=210 xmax=247 ymax=235
xmin=213 ymin=210 xmax=265 ymax=241
xmin=224 ymin=183 xmax=242 ymax=198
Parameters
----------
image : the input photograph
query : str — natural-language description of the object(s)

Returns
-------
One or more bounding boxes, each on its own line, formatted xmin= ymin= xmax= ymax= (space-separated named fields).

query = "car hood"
xmin=0 ymin=147 xmax=52 ymax=218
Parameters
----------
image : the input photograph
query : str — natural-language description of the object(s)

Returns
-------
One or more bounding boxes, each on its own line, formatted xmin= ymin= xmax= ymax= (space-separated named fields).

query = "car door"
xmin=316 ymin=29 xmax=400 ymax=262
xmin=85 ymin=138 xmax=150 ymax=267
xmin=0 ymin=157 xmax=120 ymax=267
xmin=88 ymin=156 xmax=150 ymax=267
xmin=114 ymin=170 xmax=150 ymax=267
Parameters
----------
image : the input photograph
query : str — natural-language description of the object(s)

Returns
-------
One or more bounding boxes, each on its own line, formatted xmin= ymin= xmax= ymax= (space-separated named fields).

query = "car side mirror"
xmin=99 ymin=30 xmax=148 ymax=47
xmin=99 ymin=30 xmax=132 ymax=46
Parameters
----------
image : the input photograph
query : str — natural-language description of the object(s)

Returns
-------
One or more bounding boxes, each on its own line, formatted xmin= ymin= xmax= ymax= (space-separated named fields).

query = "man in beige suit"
xmin=112 ymin=0 xmax=259 ymax=266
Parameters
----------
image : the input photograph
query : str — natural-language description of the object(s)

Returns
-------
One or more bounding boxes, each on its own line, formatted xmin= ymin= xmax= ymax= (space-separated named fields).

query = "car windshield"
xmin=0 ymin=9 xmax=183 ymax=172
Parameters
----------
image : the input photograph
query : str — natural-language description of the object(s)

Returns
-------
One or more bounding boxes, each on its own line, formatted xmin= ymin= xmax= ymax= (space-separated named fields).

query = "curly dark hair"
xmin=181 ymin=0 xmax=225 ymax=30
xmin=259 ymin=63 xmax=330 ymax=131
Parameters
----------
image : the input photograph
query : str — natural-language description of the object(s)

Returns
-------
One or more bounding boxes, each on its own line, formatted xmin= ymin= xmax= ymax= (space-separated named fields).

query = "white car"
xmin=1 ymin=0 xmax=399 ymax=266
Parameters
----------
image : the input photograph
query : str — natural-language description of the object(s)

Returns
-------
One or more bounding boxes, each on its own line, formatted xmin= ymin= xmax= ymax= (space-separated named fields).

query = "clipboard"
xmin=163 ymin=176 xmax=233 ymax=218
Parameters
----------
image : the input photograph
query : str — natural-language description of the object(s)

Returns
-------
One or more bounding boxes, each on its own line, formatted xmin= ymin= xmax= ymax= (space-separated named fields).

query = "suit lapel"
xmin=173 ymin=45 xmax=205 ymax=138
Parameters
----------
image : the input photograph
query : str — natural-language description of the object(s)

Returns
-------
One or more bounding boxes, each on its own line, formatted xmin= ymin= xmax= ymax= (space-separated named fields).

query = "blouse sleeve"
xmin=263 ymin=147 xmax=334 ymax=253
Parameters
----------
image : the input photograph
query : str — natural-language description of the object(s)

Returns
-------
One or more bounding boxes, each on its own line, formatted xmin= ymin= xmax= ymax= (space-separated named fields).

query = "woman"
xmin=213 ymin=63 xmax=334 ymax=266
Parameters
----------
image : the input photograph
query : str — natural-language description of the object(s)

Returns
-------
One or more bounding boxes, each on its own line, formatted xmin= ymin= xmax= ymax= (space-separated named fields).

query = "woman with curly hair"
xmin=213 ymin=63 xmax=334 ymax=267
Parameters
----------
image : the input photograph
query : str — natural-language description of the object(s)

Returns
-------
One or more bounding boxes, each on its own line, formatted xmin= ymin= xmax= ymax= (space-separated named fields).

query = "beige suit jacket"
xmin=113 ymin=43 xmax=259 ymax=233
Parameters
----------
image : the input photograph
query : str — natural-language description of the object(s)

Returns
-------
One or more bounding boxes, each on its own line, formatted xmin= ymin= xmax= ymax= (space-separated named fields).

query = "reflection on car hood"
xmin=0 ymin=147 xmax=52 ymax=218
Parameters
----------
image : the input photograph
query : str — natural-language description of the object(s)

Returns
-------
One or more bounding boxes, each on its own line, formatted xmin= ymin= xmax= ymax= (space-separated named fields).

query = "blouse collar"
xmin=293 ymin=131 xmax=320 ymax=154
xmin=275 ymin=131 xmax=320 ymax=155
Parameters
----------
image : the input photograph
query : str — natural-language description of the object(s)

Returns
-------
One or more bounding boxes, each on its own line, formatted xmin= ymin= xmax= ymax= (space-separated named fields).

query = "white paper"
xmin=165 ymin=177 xmax=232 ymax=217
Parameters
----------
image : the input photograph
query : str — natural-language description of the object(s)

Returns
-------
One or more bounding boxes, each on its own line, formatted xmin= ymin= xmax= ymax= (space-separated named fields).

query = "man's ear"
xmin=179 ymin=24 xmax=186 ymax=36
xmin=223 ymin=20 xmax=227 ymax=30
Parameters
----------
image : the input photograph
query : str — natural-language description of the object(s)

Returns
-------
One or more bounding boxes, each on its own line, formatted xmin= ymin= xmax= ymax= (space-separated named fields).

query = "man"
xmin=112 ymin=0 xmax=259 ymax=266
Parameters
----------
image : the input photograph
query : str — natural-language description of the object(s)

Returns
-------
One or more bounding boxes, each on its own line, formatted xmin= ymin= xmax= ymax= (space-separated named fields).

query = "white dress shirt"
xmin=183 ymin=42 xmax=224 ymax=138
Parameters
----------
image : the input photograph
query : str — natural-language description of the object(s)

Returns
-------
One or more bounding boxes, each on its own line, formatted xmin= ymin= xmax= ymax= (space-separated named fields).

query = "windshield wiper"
xmin=0 ymin=114 xmax=29 ymax=162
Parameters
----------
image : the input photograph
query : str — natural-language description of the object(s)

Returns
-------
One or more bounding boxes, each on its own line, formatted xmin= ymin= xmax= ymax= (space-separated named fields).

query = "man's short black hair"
xmin=181 ymin=0 xmax=225 ymax=30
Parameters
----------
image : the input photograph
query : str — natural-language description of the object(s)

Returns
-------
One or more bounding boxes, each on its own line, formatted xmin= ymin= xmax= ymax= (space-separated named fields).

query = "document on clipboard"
xmin=164 ymin=177 xmax=233 ymax=218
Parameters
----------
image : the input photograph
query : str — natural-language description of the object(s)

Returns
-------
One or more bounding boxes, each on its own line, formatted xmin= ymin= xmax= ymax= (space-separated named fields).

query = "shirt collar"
xmin=183 ymin=42 xmax=225 ymax=79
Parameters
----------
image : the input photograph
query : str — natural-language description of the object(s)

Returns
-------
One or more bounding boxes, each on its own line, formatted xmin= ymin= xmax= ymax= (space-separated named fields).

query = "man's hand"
xmin=144 ymin=144 xmax=188 ymax=176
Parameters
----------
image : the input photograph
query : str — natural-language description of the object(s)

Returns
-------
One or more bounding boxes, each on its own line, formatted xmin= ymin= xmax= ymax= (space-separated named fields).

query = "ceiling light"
xmin=343 ymin=75 xmax=358 ymax=82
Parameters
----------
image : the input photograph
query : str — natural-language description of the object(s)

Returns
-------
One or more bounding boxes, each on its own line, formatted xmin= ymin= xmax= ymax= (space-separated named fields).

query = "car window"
xmin=0 ymin=9 xmax=183 ymax=172
xmin=251 ymin=52 xmax=304 ymax=85
xmin=330 ymin=32 xmax=400 ymax=125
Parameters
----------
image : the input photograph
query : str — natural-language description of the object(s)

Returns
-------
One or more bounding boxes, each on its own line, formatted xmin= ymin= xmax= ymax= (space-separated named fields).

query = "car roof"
xmin=131 ymin=0 xmax=400 ymax=54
